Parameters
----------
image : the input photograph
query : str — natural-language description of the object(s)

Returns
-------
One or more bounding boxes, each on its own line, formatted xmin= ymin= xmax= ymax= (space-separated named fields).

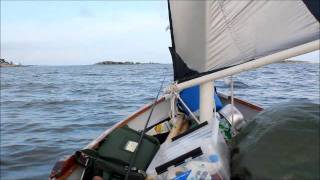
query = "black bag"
xmin=75 ymin=126 xmax=160 ymax=180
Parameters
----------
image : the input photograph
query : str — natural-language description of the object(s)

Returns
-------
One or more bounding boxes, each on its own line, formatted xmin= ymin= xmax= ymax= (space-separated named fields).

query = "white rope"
xmin=170 ymin=93 xmax=176 ymax=123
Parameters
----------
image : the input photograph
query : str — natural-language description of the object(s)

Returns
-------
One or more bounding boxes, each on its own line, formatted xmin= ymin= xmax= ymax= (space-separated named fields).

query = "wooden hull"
xmin=49 ymin=93 xmax=262 ymax=180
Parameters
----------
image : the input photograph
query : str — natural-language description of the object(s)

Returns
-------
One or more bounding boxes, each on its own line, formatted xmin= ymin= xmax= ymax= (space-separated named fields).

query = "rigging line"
xmin=174 ymin=92 xmax=201 ymax=124
xmin=230 ymin=76 xmax=234 ymax=126
xmin=213 ymin=81 xmax=219 ymax=145
xmin=213 ymin=81 xmax=217 ymax=122
xmin=124 ymin=68 xmax=168 ymax=180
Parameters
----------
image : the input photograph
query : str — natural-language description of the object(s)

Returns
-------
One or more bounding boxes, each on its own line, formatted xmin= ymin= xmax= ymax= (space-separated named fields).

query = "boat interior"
xmin=50 ymin=89 xmax=263 ymax=180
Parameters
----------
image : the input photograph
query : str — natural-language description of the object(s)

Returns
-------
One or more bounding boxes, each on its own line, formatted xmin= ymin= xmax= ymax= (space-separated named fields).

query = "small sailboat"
xmin=50 ymin=1 xmax=319 ymax=179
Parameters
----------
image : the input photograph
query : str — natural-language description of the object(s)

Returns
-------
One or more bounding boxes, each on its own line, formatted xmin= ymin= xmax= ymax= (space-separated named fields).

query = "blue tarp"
xmin=179 ymin=85 xmax=223 ymax=114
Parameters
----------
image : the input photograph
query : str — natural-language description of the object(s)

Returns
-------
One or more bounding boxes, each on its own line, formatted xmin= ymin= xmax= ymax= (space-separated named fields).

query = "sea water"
xmin=0 ymin=62 xmax=319 ymax=179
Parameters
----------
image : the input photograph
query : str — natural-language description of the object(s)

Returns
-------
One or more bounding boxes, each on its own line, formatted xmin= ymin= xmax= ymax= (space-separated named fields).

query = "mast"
xmin=199 ymin=81 xmax=214 ymax=122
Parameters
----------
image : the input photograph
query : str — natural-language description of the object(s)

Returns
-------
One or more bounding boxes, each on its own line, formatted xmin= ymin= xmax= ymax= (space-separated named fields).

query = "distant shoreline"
xmin=0 ymin=59 xmax=316 ymax=67
xmin=280 ymin=59 xmax=318 ymax=64
xmin=0 ymin=64 xmax=21 ymax=67
xmin=95 ymin=60 xmax=160 ymax=65
xmin=0 ymin=59 xmax=22 ymax=67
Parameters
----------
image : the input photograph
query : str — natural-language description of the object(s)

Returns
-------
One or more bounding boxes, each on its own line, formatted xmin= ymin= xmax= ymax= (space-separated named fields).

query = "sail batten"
xmin=168 ymin=0 xmax=320 ymax=82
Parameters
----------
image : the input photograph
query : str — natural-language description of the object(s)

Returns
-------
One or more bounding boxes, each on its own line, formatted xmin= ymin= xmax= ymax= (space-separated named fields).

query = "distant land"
xmin=96 ymin=59 xmax=317 ymax=65
xmin=0 ymin=58 xmax=21 ymax=67
xmin=282 ymin=59 xmax=319 ymax=63
xmin=95 ymin=60 xmax=159 ymax=65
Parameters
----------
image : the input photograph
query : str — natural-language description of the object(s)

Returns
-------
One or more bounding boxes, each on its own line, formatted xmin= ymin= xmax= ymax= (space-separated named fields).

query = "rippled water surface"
xmin=0 ymin=63 xmax=319 ymax=179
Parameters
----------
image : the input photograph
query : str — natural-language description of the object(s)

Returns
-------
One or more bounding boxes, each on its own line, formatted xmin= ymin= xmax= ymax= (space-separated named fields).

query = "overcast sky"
xmin=1 ymin=1 xmax=171 ymax=65
xmin=1 ymin=1 xmax=319 ymax=65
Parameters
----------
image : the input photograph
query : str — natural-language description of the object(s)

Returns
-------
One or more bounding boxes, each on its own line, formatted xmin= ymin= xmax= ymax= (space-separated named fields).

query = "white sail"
xmin=168 ymin=0 xmax=320 ymax=81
